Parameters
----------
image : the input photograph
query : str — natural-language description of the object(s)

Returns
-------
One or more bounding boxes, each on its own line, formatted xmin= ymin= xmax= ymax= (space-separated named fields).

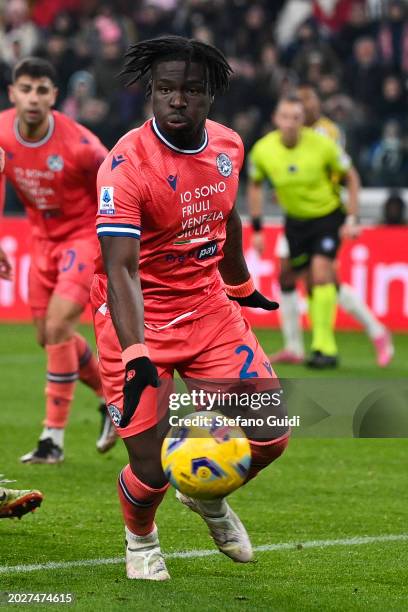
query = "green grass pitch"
xmin=1 ymin=323 xmax=408 ymax=611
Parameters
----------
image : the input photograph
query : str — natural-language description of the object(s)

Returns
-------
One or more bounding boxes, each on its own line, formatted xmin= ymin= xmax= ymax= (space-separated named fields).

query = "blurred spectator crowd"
xmin=1 ymin=0 xmax=408 ymax=190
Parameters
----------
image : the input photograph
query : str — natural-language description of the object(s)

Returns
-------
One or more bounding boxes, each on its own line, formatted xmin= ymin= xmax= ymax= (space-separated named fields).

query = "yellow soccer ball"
xmin=161 ymin=411 xmax=251 ymax=499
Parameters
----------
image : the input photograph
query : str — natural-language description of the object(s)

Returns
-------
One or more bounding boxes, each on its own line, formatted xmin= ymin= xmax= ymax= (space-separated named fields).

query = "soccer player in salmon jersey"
xmin=0 ymin=57 xmax=117 ymax=463
xmin=92 ymin=36 xmax=290 ymax=581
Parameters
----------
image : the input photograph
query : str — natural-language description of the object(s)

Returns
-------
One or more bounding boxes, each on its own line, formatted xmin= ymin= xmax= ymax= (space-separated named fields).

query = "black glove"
xmin=120 ymin=356 xmax=160 ymax=428
xmin=228 ymin=290 xmax=279 ymax=310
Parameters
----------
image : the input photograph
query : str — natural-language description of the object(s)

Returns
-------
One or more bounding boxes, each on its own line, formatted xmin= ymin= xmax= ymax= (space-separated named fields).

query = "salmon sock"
xmin=245 ymin=434 xmax=290 ymax=482
xmin=45 ymin=338 xmax=79 ymax=429
xmin=74 ymin=333 xmax=103 ymax=398
xmin=118 ymin=464 xmax=169 ymax=536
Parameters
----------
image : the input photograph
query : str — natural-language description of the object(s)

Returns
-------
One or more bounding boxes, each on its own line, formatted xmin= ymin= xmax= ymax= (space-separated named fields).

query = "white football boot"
xmin=125 ymin=525 xmax=170 ymax=580
xmin=176 ymin=491 xmax=253 ymax=562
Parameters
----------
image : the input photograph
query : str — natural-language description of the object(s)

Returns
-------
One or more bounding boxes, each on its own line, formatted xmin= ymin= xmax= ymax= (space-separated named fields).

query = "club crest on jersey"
xmin=107 ymin=404 xmax=122 ymax=426
xmin=99 ymin=186 xmax=115 ymax=215
xmin=216 ymin=153 xmax=232 ymax=177
xmin=47 ymin=154 xmax=64 ymax=171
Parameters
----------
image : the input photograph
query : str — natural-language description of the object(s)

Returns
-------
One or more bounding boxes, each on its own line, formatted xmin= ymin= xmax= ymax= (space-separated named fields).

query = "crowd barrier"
xmin=1 ymin=218 xmax=407 ymax=330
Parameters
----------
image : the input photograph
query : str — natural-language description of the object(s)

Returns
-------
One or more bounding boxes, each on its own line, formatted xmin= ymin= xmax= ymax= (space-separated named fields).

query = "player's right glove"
xmin=120 ymin=351 xmax=160 ymax=429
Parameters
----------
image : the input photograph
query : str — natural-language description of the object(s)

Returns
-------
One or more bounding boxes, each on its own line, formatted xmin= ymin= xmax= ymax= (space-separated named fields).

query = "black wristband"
xmin=252 ymin=217 xmax=262 ymax=232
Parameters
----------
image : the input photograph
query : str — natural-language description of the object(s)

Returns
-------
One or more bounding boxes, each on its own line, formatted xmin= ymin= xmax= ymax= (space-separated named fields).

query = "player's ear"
xmin=271 ymin=111 xmax=277 ymax=128
xmin=51 ymin=87 xmax=58 ymax=107
xmin=8 ymin=85 xmax=15 ymax=104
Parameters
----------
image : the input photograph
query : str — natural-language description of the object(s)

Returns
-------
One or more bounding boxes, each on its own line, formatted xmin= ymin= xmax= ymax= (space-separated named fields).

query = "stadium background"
xmin=0 ymin=0 xmax=407 ymax=329
xmin=1 ymin=2 xmax=408 ymax=607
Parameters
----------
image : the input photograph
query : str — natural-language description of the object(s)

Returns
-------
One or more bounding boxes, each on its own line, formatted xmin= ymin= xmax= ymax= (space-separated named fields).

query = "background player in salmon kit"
xmin=93 ymin=35 xmax=289 ymax=581
xmin=247 ymin=94 xmax=360 ymax=369
xmin=0 ymin=57 xmax=116 ymax=463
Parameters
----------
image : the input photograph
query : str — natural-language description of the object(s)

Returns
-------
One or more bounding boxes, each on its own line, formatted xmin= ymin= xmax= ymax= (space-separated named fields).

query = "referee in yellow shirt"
xmin=248 ymin=94 xmax=360 ymax=368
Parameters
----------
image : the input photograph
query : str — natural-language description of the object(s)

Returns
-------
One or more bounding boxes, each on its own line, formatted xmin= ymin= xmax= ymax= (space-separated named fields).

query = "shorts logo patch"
xmin=216 ymin=153 xmax=233 ymax=177
xmin=47 ymin=154 xmax=64 ymax=171
xmin=99 ymin=186 xmax=115 ymax=215
xmin=288 ymin=165 xmax=298 ymax=173
xmin=321 ymin=236 xmax=335 ymax=252
xmin=196 ymin=241 xmax=217 ymax=260
xmin=108 ymin=404 xmax=122 ymax=426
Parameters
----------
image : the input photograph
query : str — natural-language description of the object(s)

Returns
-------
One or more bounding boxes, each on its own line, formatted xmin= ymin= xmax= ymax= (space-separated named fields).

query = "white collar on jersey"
xmin=152 ymin=117 xmax=208 ymax=154
xmin=14 ymin=113 xmax=55 ymax=148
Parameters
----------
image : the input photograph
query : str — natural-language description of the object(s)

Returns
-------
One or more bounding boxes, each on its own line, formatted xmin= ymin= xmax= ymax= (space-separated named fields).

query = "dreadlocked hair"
xmin=120 ymin=35 xmax=232 ymax=96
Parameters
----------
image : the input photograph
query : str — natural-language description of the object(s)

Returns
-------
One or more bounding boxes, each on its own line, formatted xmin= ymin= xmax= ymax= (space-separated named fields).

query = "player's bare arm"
xmin=100 ymin=235 xmax=145 ymax=349
xmin=341 ymin=166 xmax=361 ymax=240
xmin=100 ymin=235 xmax=159 ymax=428
xmin=218 ymin=207 xmax=250 ymax=285
xmin=219 ymin=207 xmax=278 ymax=310
xmin=247 ymin=179 xmax=265 ymax=254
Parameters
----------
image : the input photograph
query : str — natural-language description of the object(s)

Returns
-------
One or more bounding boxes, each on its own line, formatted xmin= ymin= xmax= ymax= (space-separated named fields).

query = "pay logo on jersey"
xmin=196 ymin=241 xmax=217 ymax=260
xmin=216 ymin=153 xmax=233 ymax=177
xmin=99 ymin=186 xmax=115 ymax=215
xmin=47 ymin=154 xmax=64 ymax=171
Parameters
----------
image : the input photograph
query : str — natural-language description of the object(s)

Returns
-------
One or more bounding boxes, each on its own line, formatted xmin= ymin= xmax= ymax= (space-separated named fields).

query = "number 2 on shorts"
xmin=236 ymin=344 xmax=259 ymax=379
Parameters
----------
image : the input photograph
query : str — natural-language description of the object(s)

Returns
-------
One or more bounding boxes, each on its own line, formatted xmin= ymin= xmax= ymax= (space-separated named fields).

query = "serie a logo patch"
xmin=99 ymin=186 xmax=115 ymax=215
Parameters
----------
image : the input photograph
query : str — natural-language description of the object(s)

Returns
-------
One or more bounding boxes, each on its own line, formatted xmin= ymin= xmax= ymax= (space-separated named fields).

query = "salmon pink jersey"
xmin=0 ymin=109 xmax=108 ymax=240
xmin=94 ymin=118 xmax=244 ymax=328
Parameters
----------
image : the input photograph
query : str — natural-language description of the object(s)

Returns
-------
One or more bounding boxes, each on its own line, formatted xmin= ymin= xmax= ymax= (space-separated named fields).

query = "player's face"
xmin=152 ymin=60 xmax=212 ymax=144
xmin=274 ymin=101 xmax=304 ymax=144
xmin=9 ymin=76 xmax=57 ymax=126
xmin=297 ymin=87 xmax=321 ymax=125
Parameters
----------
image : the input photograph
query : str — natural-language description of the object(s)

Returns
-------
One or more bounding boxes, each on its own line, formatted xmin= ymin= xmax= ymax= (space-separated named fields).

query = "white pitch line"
xmin=1 ymin=533 xmax=407 ymax=575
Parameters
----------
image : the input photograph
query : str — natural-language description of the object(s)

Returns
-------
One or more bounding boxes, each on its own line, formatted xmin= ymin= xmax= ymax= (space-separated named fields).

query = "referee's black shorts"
xmin=285 ymin=207 xmax=346 ymax=270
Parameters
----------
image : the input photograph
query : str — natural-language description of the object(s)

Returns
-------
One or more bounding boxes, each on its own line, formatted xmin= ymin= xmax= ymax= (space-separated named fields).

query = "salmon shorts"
xmin=92 ymin=298 xmax=282 ymax=439
xmin=29 ymin=236 xmax=97 ymax=318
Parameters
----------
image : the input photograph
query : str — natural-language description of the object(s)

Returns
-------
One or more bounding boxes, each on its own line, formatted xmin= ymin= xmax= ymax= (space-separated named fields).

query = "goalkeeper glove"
xmin=120 ymin=355 xmax=160 ymax=428
xmin=225 ymin=277 xmax=279 ymax=311
xmin=228 ymin=290 xmax=279 ymax=310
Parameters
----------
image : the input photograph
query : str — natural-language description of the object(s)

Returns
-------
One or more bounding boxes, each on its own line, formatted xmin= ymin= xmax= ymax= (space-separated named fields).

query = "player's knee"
xmin=129 ymin=455 xmax=167 ymax=489
xmin=126 ymin=438 xmax=167 ymax=489
xmin=36 ymin=329 xmax=46 ymax=348
xmin=279 ymin=268 xmax=296 ymax=292
xmin=44 ymin=317 xmax=73 ymax=344
xmin=312 ymin=275 xmax=333 ymax=287
xmin=280 ymin=281 xmax=296 ymax=293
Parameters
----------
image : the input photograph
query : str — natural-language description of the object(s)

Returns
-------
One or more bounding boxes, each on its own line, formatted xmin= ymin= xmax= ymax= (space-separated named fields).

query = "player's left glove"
xmin=120 ymin=350 xmax=160 ymax=428
xmin=224 ymin=277 xmax=279 ymax=311
xmin=228 ymin=290 xmax=279 ymax=310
